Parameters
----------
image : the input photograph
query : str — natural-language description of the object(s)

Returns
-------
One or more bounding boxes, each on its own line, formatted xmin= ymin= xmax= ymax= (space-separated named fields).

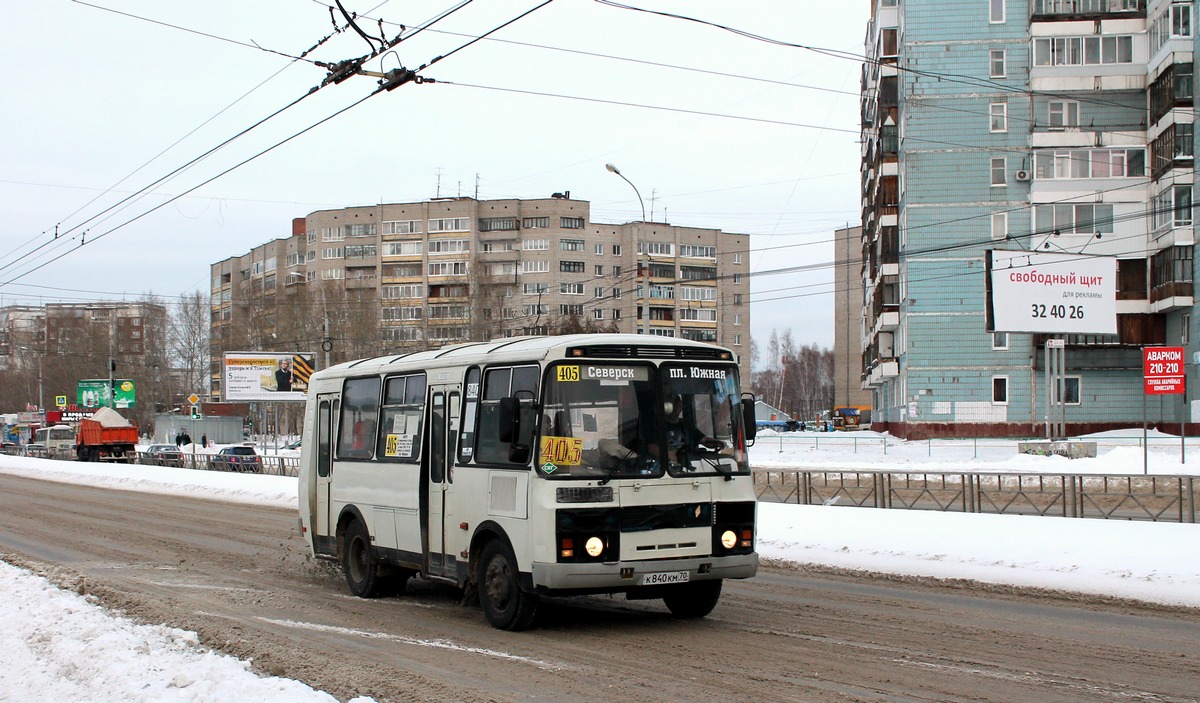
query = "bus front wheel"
xmin=662 ymin=579 xmax=722 ymax=619
xmin=478 ymin=540 xmax=538 ymax=631
xmin=342 ymin=520 xmax=384 ymax=598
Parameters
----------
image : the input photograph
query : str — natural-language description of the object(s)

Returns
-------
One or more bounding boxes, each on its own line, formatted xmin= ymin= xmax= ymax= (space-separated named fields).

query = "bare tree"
xmin=170 ymin=291 xmax=210 ymax=400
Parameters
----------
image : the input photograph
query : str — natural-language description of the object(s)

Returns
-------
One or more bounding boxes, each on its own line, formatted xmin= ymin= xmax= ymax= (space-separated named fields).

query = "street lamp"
xmin=605 ymin=163 xmax=649 ymax=335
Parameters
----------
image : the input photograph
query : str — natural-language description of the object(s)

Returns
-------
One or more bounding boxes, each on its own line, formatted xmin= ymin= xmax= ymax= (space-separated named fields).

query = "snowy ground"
xmin=1 ymin=431 xmax=1197 ymax=702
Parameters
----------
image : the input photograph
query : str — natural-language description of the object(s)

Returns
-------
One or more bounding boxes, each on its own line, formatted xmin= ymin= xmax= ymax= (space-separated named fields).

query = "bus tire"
xmin=662 ymin=579 xmax=722 ymax=619
xmin=342 ymin=520 xmax=384 ymax=598
xmin=478 ymin=540 xmax=538 ymax=631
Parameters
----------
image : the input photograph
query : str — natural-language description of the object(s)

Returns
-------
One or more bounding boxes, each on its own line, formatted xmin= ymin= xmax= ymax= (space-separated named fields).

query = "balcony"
xmin=867 ymin=358 xmax=899 ymax=385
xmin=1031 ymin=0 xmax=1144 ymax=20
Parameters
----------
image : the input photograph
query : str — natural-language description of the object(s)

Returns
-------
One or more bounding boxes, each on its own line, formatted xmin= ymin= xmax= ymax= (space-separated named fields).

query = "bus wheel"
xmin=478 ymin=540 xmax=538 ymax=631
xmin=342 ymin=520 xmax=384 ymax=598
xmin=662 ymin=579 xmax=722 ymax=619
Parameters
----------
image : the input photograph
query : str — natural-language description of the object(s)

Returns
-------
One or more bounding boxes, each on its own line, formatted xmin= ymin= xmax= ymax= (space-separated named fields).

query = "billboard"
xmin=986 ymin=250 xmax=1117 ymax=335
xmin=223 ymin=352 xmax=316 ymax=402
xmin=78 ymin=379 xmax=136 ymax=409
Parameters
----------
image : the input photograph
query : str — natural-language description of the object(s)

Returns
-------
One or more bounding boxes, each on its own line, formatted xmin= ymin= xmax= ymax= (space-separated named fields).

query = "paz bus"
xmin=34 ymin=424 xmax=75 ymax=459
xmin=297 ymin=334 xmax=759 ymax=630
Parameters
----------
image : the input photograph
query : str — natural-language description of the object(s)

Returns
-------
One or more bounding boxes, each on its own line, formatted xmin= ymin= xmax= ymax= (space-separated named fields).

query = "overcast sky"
xmin=0 ymin=0 xmax=866 ymax=351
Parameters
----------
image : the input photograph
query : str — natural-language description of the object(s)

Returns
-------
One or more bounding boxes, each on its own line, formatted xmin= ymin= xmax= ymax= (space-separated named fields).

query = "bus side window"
xmin=475 ymin=365 xmax=538 ymax=466
xmin=337 ymin=377 xmax=381 ymax=460
xmin=457 ymin=367 xmax=480 ymax=463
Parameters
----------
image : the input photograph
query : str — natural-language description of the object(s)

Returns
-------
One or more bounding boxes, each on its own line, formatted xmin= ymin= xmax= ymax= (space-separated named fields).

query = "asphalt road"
xmin=1 ymin=473 xmax=1197 ymax=703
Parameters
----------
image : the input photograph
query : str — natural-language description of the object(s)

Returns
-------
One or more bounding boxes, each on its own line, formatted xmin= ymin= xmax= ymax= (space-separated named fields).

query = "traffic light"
xmin=190 ymin=405 xmax=201 ymax=419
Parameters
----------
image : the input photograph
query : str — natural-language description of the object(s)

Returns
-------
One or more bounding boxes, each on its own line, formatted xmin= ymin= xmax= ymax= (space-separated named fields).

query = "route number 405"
xmin=1031 ymin=304 xmax=1084 ymax=319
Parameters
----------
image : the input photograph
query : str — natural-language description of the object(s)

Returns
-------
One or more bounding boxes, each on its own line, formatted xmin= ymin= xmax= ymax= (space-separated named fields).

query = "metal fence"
xmin=754 ymin=469 xmax=1199 ymax=523
xmin=754 ymin=433 xmax=1200 ymax=460
xmin=133 ymin=451 xmax=300 ymax=477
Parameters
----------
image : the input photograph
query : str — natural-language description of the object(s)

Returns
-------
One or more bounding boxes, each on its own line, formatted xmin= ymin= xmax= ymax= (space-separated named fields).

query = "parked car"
xmin=144 ymin=443 xmax=184 ymax=467
xmin=208 ymin=445 xmax=262 ymax=473
xmin=23 ymin=442 xmax=47 ymax=457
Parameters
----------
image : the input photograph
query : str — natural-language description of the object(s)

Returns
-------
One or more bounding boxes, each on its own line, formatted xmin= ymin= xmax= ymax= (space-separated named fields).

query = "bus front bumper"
xmin=530 ymin=553 xmax=758 ymax=593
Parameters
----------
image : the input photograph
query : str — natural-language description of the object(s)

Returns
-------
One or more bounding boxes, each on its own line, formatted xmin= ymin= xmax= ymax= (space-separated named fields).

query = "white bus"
xmin=297 ymin=334 xmax=759 ymax=630
xmin=34 ymin=424 xmax=75 ymax=459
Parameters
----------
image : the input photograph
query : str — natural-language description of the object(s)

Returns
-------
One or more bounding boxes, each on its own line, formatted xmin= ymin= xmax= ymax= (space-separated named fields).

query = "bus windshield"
xmin=539 ymin=362 xmax=748 ymax=480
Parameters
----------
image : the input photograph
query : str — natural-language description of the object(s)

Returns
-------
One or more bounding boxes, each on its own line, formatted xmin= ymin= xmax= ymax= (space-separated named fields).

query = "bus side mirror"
xmin=741 ymin=393 xmax=757 ymax=444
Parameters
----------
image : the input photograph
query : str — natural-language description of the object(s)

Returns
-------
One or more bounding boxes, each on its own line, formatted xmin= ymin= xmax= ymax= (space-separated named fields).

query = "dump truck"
xmin=76 ymin=407 xmax=138 ymax=462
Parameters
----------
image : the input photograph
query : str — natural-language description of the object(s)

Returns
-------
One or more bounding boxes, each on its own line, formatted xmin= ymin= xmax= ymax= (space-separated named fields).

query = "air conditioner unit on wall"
xmin=1014 ymin=169 xmax=1031 ymax=181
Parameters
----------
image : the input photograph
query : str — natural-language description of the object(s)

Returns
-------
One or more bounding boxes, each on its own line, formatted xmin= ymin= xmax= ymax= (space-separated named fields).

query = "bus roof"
xmin=314 ymin=334 xmax=737 ymax=380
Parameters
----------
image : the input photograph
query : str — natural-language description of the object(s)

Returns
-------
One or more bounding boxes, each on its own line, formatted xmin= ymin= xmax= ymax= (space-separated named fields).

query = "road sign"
xmin=188 ymin=393 xmax=200 ymax=405
xmin=55 ymin=395 xmax=67 ymax=408
xmin=1143 ymin=346 xmax=1185 ymax=395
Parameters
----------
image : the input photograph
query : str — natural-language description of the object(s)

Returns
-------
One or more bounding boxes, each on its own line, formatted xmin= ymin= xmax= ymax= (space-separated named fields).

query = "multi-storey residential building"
xmin=0 ymin=301 xmax=169 ymax=420
xmin=209 ymin=195 xmax=751 ymax=400
xmin=834 ymin=226 xmax=874 ymax=411
xmin=860 ymin=0 xmax=1194 ymax=439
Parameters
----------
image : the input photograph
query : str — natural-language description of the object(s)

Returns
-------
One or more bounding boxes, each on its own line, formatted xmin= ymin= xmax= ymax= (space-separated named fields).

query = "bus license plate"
xmin=640 ymin=571 xmax=690 ymax=585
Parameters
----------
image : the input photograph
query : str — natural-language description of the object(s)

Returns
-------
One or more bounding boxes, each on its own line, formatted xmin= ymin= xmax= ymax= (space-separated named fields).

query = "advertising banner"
xmin=77 ymin=379 xmax=136 ymax=409
xmin=987 ymin=250 xmax=1117 ymax=335
xmin=223 ymin=352 xmax=316 ymax=402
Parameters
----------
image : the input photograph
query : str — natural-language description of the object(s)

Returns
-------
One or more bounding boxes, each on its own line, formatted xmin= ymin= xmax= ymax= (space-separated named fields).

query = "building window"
xmin=989 ymin=49 xmax=1006 ymax=78
xmin=993 ymin=331 xmax=1008 ymax=350
xmin=428 ymin=239 xmax=469 ymax=255
xmin=560 ymin=282 xmax=584 ymax=295
xmin=641 ymin=241 xmax=674 ymax=256
xmin=1034 ymin=203 xmax=1114 ymax=235
xmin=990 ymin=103 xmax=1007 ymax=132
xmin=346 ymin=224 xmax=376 ymax=237
xmin=428 ymin=261 xmax=468 ymax=276
xmin=322 ymin=247 xmax=344 ymax=260
xmin=612 ymin=245 xmax=622 ymax=255
xmin=733 ymin=252 xmax=742 ymax=264
xmin=561 ymin=217 xmax=584 ymax=229
xmin=428 ymin=217 xmax=470 ymax=233
xmin=680 ymin=244 xmax=717 ymax=258
xmin=522 ymin=217 xmax=549 ymax=229
xmin=522 ymin=239 xmax=549 ymax=251
xmin=990 ymin=0 xmax=1005 ymax=23
xmin=992 ymin=376 xmax=1008 ymax=404
xmin=595 ymin=243 xmax=604 ymax=255
xmin=991 ymin=212 xmax=1008 ymax=240
xmin=594 ymin=287 xmax=605 ymax=299
xmin=612 ymin=266 xmax=622 ymax=278
xmin=733 ymin=334 xmax=742 ymax=346
xmin=595 ymin=264 xmax=604 ymax=276
xmin=384 ymin=241 xmax=427 ymax=254
xmin=560 ymin=261 xmax=585 ymax=273
xmin=991 ymin=157 xmax=1006 ymax=186
xmin=560 ymin=238 xmax=585 ymax=251
xmin=733 ymin=294 xmax=743 ymax=305
xmin=479 ymin=217 xmax=518 ymax=232
xmin=1033 ymin=35 xmax=1134 ymax=67
xmin=1048 ymin=100 xmax=1080 ymax=129
xmin=522 ymin=283 xmax=549 ymax=295
xmin=594 ymin=309 xmax=605 ymax=320
xmin=383 ymin=220 xmax=421 ymax=235
xmin=522 ymin=260 xmax=549 ymax=274
xmin=1184 ymin=313 xmax=1191 ymax=345
xmin=1053 ymin=377 xmax=1081 ymax=405
xmin=1033 ymin=148 xmax=1145 ymax=179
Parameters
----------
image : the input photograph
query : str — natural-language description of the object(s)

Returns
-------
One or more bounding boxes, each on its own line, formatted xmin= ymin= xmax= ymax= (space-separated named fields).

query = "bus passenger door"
xmin=426 ymin=388 xmax=460 ymax=579
xmin=315 ymin=396 xmax=337 ymax=549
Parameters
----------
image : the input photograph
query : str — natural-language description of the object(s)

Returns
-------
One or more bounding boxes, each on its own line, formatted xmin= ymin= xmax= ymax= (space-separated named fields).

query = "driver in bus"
xmin=654 ymin=394 xmax=724 ymax=464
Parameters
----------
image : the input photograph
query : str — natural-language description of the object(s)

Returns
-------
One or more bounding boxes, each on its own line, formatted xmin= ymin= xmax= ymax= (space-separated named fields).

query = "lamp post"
xmin=605 ymin=163 xmax=649 ymax=335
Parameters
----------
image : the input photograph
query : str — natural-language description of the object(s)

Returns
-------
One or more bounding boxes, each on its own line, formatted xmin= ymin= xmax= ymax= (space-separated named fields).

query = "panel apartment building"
xmin=860 ymin=0 xmax=1195 ymax=438
xmin=209 ymin=195 xmax=751 ymax=400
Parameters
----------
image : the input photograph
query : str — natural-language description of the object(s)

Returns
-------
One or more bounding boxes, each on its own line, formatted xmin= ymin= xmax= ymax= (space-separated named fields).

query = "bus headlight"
xmin=720 ymin=530 xmax=738 ymax=550
xmin=585 ymin=536 xmax=604 ymax=557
